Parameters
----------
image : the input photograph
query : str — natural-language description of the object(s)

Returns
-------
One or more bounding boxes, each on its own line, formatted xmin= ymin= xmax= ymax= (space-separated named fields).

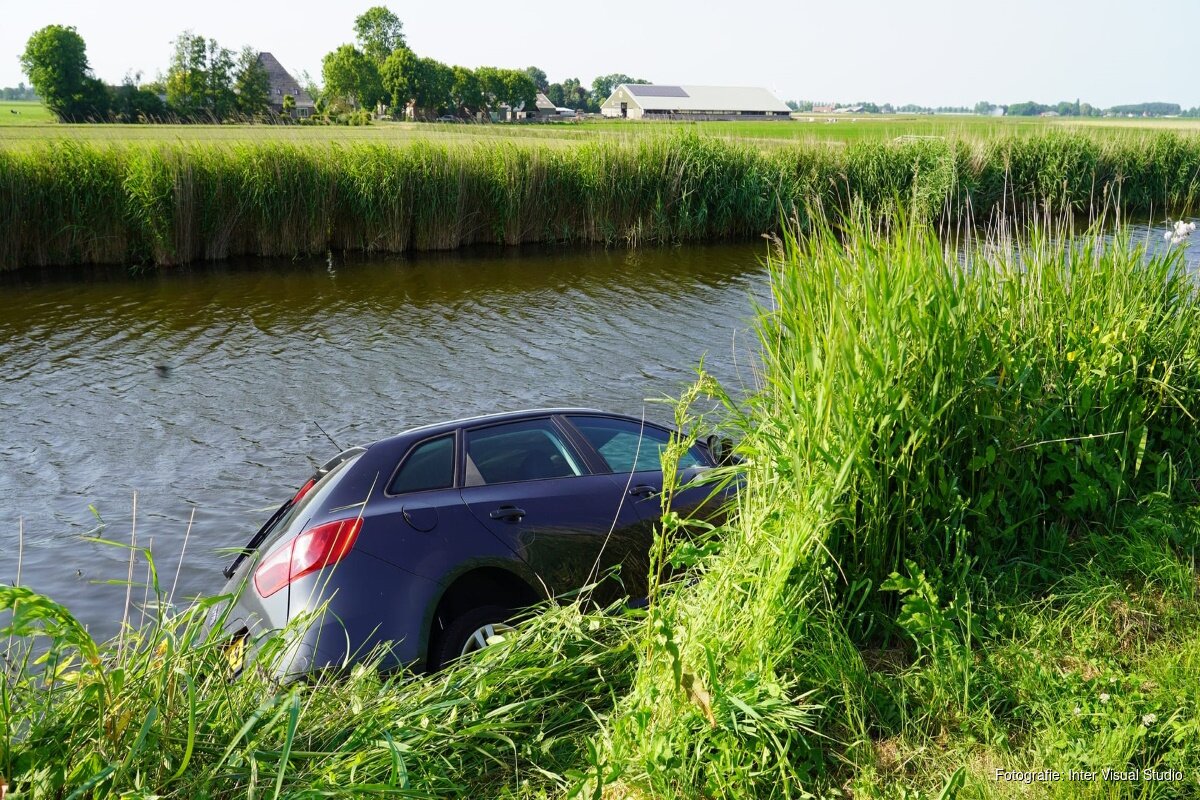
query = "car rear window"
xmin=389 ymin=434 xmax=455 ymax=494
xmin=567 ymin=416 xmax=705 ymax=473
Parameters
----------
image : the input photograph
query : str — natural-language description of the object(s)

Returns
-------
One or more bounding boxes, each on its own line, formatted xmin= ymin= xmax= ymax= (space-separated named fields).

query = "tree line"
xmin=20 ymin=25 xmax=279 ymax=122
xmin=319 ymin=7 xmax=647 ymax=119
xmin=18 ymin=7 xmax=650 ymax=124
xmin=1 ymin=83 xmax=38 ymax=101
xmin=788 ymin=98 xmax=1200 ymax=118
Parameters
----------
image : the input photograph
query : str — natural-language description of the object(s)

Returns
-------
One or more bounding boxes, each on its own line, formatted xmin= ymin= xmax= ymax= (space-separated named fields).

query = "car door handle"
xmin=489 ymin=505 xmax=526 ymax=522
xmin=628 ymin=485 xmax=658 ymax=498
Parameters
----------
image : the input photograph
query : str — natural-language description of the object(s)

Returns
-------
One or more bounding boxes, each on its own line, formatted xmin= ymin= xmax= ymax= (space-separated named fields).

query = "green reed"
xmin=4 ymin=131 xmax=1200 ymax=270
xmin=592 ymin=215 xmax=1200 ymax=797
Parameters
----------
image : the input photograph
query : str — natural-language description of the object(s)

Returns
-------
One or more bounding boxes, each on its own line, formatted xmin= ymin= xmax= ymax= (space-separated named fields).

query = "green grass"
xmin=594 ymin=217 xmax=1200 ymax=797
xmin=4 ymin=110 xmax=1200 ymax=147
xmin=4 ymin=130 xmax=1200 ymax=270
xmin=3 ymin=216 xmax=1200 ymax=797
xmin=0 ymin=101 xmax=54 ymax=126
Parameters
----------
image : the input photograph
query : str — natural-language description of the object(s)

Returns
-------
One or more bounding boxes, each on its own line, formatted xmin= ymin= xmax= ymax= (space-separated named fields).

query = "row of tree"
xmin=319 ymin=7 xmax=649 ymax=119
xmin=787 ymin=100 xmax=974 ymax=114
xmin=788 ymin=98 xmax=1200 ymax=118
xmin=1 ymin=83 xmax=38 ymax=101
xmin=20 ymin=25 xmax=278 ymax=122
xmin=19 ymin=8 xmax=652 ymax=124
xmin=532 ymin=70 xmax=651 ymax=114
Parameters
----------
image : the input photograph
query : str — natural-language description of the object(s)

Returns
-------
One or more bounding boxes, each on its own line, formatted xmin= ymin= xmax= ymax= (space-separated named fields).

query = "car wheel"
xmin=430 ymin=605 xmax=515 ymax=670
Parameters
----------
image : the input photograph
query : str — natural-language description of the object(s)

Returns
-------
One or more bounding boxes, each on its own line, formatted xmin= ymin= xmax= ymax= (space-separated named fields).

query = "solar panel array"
xmin=627 ymin=85 xmax=690 ymax=98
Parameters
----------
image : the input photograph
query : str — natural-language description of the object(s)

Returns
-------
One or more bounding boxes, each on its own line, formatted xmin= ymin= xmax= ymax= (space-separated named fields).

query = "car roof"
xmin=366 ymin=408 xmax=663 ymax=452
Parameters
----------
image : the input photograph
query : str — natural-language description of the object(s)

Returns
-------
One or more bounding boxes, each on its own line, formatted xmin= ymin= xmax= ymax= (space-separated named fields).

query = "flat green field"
xmin=0 ymin=100 xmax=55 ymax=125
xmin=2 ymin=105 xmax=1200 ymax=148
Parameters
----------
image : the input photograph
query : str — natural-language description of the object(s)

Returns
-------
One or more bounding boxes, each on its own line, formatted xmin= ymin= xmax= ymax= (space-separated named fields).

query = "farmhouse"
xmin=257 ymin=52 xmax=315 ymax=118
xmin=601 ymin=84 xmax=790 ymax=121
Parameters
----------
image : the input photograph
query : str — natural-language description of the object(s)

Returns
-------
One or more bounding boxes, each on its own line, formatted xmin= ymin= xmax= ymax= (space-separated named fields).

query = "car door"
xmin=562 ymin=414 xmax=721 ymax=526
xmin=458 ymin=417 xmax=646 ymax=602
xmin=355 ymin=432 xmax=521 ymax=583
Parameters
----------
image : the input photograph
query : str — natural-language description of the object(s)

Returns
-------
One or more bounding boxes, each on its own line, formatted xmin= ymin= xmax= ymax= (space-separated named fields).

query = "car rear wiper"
xmin=223 ymin=498 xmax=293 ymax=579
xmin=222 ymin=447 xmax=367 ymax=580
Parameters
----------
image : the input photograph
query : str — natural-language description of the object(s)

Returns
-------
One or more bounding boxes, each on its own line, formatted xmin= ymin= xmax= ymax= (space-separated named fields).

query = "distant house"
xmin=812 ymin=105 xmax=836 ymax=113
xmin=501 ymin=92 xmax=557 ymax=121
xmin=601 ymin=84 xmax=791 ymax=121
xmin=257 ymin=52 xmax=314 ymax=118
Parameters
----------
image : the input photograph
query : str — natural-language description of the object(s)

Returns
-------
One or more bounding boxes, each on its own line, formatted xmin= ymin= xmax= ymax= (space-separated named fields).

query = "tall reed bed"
xmin=3 ymin=131 xmax=1200 ymax=270
xmin=593 ymin=217 xmax=1200 ymax=796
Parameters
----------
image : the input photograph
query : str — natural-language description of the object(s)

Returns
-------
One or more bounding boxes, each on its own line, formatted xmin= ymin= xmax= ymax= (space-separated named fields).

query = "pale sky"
xmin=3 ymin=0 xmax=1198 ymax=109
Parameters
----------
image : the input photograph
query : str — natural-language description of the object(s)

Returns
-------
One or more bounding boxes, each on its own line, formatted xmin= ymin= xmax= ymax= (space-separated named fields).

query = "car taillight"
xmin=292 ymin=478 xmax=317 ymax=504
xmin=253 ymin=517 xmax=363 ymax=598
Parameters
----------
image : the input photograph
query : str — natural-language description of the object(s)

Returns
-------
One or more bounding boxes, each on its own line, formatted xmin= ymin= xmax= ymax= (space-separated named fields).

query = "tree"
xmin=282 ymin=94 xmax=295 ymax=117
xmin=974 ymin=100 xmax=994 ymax=115
xmin=411 ymin=57 xmax=453 ymax=118
xmin=1006 ymin=101 xmax=1047 ymax=116
xmin=380 ymin=47 xmax=417 ymax=113
xmin=524 ymin=66 xmax=548 ymax=92
xmin=1 ymin=83 xmax=39 ymax=101
xmin=476 ymin=68 xmax=537 ymax=117
xmin=234 ymin=48 xmax=271 ymax=117
xmin=111 ymin=72 xmax=165 ymax=123
xmin=205 ymin=39 xmax=238 ymax=120
xmin=451 ymin=66 xmax=484 ymax=115
xmin=20 ymin=25 xmax=109 ymax=121
xmin=163 ymin=32 xmax=240 ymax=121
xmin=322 ymin=44 xmax=383 ymax=109
xmin=354 ymin=6 xmax=405 ymax=64
xmin=166 ymin=31 xmax=210 ymax=118
xmin=589 ymin=73 xmax=649 ymax=108
xmin=295 ymin=69 xmax=323 ymax=111
xmin=560 ymin=77 xmax=587 ymax=109
xmin=546 ymin=82 xmax=565 ymax=107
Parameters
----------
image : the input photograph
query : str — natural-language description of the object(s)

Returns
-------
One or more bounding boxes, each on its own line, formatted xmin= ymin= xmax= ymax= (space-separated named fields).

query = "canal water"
xmin=0 ymin=243 xmax=774 ymax=639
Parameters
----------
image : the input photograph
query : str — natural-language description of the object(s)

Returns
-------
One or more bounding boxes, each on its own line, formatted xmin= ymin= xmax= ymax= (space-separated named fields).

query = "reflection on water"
xmin=0 ymin=243 xmax=772 ymax=638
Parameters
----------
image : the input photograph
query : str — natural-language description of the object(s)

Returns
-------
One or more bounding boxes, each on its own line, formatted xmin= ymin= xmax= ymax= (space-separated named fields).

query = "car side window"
xmin=567 ymin=416 xmax=705 ymax=473
xmin=464 ymin=420 xmax=583 ymax=486
xmin=388 ymin=435 xmax=455 ymax=494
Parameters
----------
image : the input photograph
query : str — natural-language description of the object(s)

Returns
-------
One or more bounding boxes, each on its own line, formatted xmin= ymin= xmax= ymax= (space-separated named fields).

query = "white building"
xmin=601 ymin=84 xmax=791 ymax=121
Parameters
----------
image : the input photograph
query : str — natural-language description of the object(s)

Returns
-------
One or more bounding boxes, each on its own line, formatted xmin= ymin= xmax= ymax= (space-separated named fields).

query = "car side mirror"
xmin=706 ymin=434 xmax=735 ymax=466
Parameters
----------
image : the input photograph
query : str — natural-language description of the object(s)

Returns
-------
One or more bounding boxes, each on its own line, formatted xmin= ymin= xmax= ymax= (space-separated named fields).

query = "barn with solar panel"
xmin=600 ymin=84 xmax=791 ymax=121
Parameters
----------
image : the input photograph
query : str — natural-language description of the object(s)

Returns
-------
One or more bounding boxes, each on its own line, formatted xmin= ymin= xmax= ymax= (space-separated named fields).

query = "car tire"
xmin=429 ymin=604 xmax=515 ymax=670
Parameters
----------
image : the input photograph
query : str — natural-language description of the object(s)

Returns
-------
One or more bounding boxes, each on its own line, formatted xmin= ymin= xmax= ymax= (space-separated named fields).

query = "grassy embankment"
xmin=3 ymin=130 xmax=1200 ymax=271
xmin=3 ymin=217 xmax=1200 ymax=798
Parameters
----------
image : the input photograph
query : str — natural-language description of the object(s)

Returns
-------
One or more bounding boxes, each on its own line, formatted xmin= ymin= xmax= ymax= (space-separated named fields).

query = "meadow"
xmin=4 ymin=129 xmax=1200 ymax=271
xmin=0 ymin=100 xmax=54 ymax=126
xmin=3 ymin=109 xmax=1200 ymax=147
xmin=3 ymin=217 xmax=1199 ymax=798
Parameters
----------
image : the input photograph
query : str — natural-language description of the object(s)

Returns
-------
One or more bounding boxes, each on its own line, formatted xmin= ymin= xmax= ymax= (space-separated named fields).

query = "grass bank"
xmin=4 ymin=131 xmax=1200 ymax=270
xmin=3 ymin=218 xmax=1200 ymax=797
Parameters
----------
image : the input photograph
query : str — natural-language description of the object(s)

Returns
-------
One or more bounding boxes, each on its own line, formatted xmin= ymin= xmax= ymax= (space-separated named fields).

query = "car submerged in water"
xmin=215 ymin=408 xmax=732 ymax=678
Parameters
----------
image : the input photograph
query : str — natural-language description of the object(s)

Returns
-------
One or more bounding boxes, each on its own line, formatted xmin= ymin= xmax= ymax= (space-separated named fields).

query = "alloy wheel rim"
xmin=460 ymin=622 xmax=513 ymax=657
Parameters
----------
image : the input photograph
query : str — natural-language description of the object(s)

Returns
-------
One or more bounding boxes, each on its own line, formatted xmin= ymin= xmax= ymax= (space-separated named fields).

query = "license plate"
xmin=225 ymin=635 xmax=246 ymax=674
